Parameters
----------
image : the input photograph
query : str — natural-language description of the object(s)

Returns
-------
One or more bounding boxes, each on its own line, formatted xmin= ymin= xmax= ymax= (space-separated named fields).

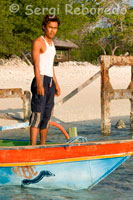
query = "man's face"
xmin=45 ymin=21 xmax=58 ymax=39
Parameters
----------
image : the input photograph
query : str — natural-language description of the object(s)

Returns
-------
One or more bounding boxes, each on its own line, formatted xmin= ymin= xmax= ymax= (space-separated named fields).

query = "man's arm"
xmin=32 ymin=40 xmax=44 ymax=96
xmin=53 ymin=66 xmax=61 ymax=96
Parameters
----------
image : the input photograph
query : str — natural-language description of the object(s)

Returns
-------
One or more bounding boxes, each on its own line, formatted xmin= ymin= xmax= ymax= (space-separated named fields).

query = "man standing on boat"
xmin=30 ymin=15 xmax=61 ymax=145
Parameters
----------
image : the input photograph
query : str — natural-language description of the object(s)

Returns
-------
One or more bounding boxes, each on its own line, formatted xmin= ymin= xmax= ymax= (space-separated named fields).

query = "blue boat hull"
xmin=0 ymin=156 xmax=130 ymax=190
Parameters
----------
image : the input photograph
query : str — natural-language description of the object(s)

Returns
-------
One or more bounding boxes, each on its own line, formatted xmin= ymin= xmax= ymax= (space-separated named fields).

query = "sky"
xmin=129 ymin=0 xmax=133 ymax=6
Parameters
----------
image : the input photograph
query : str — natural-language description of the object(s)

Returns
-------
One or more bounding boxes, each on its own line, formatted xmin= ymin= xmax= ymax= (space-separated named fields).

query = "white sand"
xmin=0 ymin=58 xmax=131 ymax=126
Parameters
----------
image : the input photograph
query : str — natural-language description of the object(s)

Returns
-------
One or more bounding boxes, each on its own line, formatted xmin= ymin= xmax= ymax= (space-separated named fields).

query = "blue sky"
xmin=129 ymin=0 xmax=133 ymax=6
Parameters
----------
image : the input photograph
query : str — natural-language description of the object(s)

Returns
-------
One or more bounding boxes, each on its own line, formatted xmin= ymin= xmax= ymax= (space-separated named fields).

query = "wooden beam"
xmin=101 ymin=55 xmax=133 ymax=66
xmin=130 ymin=66 xmax=133 ymax=131
xmin=109 ymin=89 xmax=132 ymax=100
xmin=101 ymin=56 xmax=111 ymax=136
xmin=22 ymin=91 xmax=31 ymax=121
xmin=68 ymin=48 xmax=71 ymax=61
xmin=0 ymin=88 xmax=22 ymax=98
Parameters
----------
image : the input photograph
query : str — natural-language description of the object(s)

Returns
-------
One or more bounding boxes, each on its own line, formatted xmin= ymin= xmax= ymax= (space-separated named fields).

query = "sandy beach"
xmin=0 ymin=57 xmax=131 ymax=126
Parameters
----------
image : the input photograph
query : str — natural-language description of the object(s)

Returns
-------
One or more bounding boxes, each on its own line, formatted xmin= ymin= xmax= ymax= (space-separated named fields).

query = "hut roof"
xmin=53 ymin=38 xmax=79 ymax=49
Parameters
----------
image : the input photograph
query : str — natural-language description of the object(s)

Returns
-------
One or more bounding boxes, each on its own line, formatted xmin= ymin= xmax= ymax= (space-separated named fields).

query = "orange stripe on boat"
xmin=0 ymin=140 xmax=133 ymax=164
xmin=0 ymin=152 xmax=132 ymax=167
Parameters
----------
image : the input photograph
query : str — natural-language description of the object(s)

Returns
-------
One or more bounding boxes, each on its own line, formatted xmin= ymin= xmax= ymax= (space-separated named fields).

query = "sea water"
xmin=0 ymin=116 xmax=133 ymax=200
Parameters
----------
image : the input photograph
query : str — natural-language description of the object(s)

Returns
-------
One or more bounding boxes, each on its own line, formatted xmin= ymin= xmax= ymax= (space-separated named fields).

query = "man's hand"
xmin=55 ymin=86 xmax=61 ymax=96
xmin=37 ymin=84 xmax=44 ymax=96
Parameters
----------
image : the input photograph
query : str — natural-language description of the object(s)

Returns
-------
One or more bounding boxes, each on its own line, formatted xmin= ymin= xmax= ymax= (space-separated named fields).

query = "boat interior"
xmin=0 ymin=127 xmax=68 ymax=147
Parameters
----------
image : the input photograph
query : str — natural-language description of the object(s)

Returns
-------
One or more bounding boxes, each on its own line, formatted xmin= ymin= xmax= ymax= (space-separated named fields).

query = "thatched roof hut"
xmin=54 ymin=38 xmax=79 ymax=49
xmin=53 ymin=38 xmax=79 ymax=62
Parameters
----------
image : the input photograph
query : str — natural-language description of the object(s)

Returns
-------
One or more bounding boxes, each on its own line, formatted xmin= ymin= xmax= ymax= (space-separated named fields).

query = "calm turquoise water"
xmin=0 ymin=116 xmax=133 ymax=199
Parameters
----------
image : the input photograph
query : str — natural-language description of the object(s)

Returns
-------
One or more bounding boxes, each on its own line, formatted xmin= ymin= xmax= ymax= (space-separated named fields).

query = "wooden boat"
xmin=0 ymin=139 xmax=133 ymax=190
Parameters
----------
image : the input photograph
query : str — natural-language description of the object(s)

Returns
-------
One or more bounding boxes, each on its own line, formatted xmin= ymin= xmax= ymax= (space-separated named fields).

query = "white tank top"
xmin=39 ymin=36 xmax=56 ymax=77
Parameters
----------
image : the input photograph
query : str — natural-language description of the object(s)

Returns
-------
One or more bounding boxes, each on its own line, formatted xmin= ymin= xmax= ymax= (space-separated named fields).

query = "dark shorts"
xmin=30 ymin=75 xmax=55 ymax=130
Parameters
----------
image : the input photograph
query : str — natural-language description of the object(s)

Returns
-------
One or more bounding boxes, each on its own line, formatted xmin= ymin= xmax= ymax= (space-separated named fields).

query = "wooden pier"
xmin=0 ymin=88 xmax=31 ymax=121
xmin=101 ymin=55 xmax=133 ymax=135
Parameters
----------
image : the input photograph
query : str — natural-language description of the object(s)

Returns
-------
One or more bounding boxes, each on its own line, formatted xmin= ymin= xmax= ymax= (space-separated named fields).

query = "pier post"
xmin=101 ymin=56 xmax=112 ymax=135
xmin=130 ymin=66 xmax=133 ymax=131
xmin=22 ymin=91 xmax=31 ymax=121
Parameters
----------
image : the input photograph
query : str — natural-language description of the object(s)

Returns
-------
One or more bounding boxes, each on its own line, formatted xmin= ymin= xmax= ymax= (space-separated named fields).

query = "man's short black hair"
xmin=42 ymin=15 xmax=60 ymax=31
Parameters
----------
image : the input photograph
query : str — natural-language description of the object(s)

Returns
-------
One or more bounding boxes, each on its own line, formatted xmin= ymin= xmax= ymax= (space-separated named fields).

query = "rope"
xmin=66 ymin=136 xmax=88 ymax=143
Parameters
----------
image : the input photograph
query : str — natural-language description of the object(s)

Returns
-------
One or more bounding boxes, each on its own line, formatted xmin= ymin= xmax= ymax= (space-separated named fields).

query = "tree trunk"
xmin=98 ymin=44 xmax=107 ymax=55
xmin=112 ymin=46 xmax=119 ymax=55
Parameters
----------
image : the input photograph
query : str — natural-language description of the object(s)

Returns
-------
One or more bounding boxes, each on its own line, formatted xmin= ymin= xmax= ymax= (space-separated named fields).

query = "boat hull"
xmin=0 ymin=139 xmax=133 ymax=190
xmin=0 ymin=155 xmax=130 ymax=190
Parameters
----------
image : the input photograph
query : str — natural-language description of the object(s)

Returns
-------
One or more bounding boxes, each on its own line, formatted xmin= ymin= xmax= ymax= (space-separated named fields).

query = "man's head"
xmin=42 ymin=15 xmax=60 ymax=39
